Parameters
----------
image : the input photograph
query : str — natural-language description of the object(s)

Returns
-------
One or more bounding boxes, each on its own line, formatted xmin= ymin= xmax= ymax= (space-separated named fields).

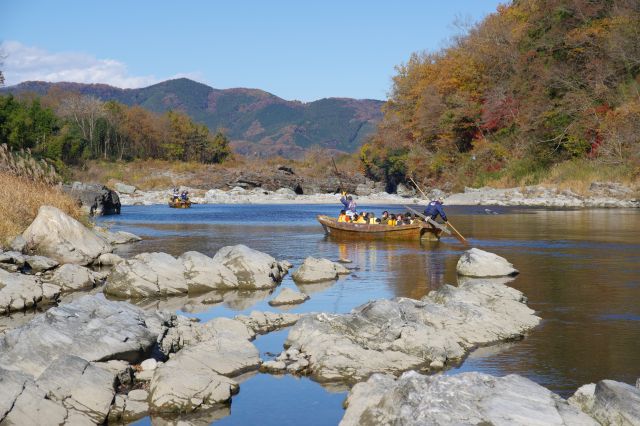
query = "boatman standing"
xmin=340 ymin=191 xmax=357 ymax=219
xmin=424 ymin=197 xmax=448 ymax=223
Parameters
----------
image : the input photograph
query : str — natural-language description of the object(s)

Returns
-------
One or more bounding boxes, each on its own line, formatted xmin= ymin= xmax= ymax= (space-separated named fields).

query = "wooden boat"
xmin=317 ymin=215 xmax=444 ymax=241
xmin=168 ymin=199 xmax=192 ymax=208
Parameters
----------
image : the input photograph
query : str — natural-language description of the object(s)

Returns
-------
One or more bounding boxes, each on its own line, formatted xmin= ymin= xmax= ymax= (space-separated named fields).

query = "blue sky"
xmin=1 ymin=1 xmax=504 ymax=101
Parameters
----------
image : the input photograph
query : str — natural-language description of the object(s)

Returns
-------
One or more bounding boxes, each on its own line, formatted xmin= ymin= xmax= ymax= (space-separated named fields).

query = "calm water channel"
xmin=96 ymin=203 xmax=640 ymax=425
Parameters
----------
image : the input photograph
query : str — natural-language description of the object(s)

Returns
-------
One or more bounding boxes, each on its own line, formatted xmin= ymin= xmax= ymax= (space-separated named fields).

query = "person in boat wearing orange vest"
xmin=338 ymin=210 xmax=348 ymax=222
xmin=424 ymin=197 xmax=448 ymax=223
xmin=340 ymin=191 xmax=357 ymax=219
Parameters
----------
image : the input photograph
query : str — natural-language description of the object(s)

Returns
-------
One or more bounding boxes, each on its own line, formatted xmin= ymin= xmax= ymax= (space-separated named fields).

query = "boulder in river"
xmin=180 ymin=250 xmax=239 ymax=292
xmin=61 ymin=181 xmax=121 ymax=216
xmin=21 ymin=205 xmax=113 ymax=265
xmin=105 ymin=252 xmax=189 ymax=298
xmin=278 ymin=277 xmax=540 ymax=383
xmin=569 ymin=379 xmax=640 ymax=425
xmin=212 ymin=244 xmax=290 ymax=289
xmin=105 ymin=247 xmax=289 ymax=299
xmin=234 ymin=311 xmax=302 ymax=335
xmin=269 ymin=287 xmax=309 ymax=306
xmin=456 ymin=247 xmax=519 ymax=277
xmin=292 ymin=257 xmax=350 ymax=283
xmin=341 ymin=371 xmax=598 ymax=425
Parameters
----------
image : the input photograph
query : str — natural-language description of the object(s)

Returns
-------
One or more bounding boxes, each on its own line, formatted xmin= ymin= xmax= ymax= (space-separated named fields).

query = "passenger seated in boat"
xmin=387 ymin=214 xmax=397 ymax=226
xmin=353 ymin=214 xmax=367 ymax=224
xmin=338 ymin=210 xmax=348 ymax=222
xmin=340 ymin=192 xmax=357 ymax=219
xmin=403 ymin=213 xmax=413 ymax=224
xmin=381 ymin=211 xmax=389 ymax=223
xmin=367 ymin=213 xmax=377 ymax=224
xmin=180 ymin=191 xmax=189 ymax=201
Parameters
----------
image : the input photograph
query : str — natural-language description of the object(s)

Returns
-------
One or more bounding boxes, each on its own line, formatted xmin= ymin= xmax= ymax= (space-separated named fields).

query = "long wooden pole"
xmin=407 ymin=176 xmax=468 ymax=245
xmin=331 ymin=157 xmax=344 ymax=193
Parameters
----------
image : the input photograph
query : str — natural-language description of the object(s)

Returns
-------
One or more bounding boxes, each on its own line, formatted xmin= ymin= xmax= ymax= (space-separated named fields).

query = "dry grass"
xmin=0 ymin=172 xmax=84 ymax=246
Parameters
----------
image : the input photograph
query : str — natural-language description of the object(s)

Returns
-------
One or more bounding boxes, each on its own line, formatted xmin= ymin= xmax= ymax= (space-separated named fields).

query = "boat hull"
xmin=168 ymin=200 xmax=192 ymax=208
xmin=317 ymin=215 xmax=441 ymax=241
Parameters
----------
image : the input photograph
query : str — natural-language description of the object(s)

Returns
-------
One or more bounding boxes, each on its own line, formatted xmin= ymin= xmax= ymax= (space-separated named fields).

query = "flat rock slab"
xmin=341 ymin=372 xmax=598 ymax=425
xmin=292 ymin=257 xmax=350 ymax=283
xmin=21 ymin=205 xmax=113 ymax=265
xmin=456 ymin=248 xmax=519 ymax=277
xmin=269 ymin=288 xmax=309 ymax=306
xmin=0 ymin=294 xmax=159 ymax=377
xmin=281 ymin=278 xmax=540 ymax=383
xmin=0 ymin=269 xmax=60 ymax=315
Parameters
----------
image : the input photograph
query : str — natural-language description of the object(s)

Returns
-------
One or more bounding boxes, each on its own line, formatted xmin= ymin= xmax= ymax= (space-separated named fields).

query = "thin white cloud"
xmin=0 ymin=41 xmax=206 ymax=88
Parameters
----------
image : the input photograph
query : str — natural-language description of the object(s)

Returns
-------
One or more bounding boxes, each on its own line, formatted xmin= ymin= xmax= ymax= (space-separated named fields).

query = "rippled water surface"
xmin=98 ymin=204 xmax=640 ymax=425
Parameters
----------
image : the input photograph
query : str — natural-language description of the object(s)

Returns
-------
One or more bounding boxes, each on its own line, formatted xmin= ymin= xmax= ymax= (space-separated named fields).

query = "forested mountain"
xmin=2 ymin=79 xmax=383 ymax=158
xmin=362 ymin=0 xmax=640 ymax=190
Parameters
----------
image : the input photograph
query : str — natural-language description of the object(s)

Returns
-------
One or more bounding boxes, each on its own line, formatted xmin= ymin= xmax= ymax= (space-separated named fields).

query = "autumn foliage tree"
xmin=362 ymin=0 xmax=640 ymax=190
xmin=0 ymin=91 xmax=232 ymax=171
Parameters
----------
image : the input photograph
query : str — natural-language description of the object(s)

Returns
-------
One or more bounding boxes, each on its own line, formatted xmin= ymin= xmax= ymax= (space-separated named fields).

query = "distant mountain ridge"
xmin=2 ymin=78 xmax=384 ymax=158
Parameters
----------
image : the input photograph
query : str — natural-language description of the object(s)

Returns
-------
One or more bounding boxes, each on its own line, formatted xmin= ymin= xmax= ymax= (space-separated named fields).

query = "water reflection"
xmin=99 ymin=204 xmax=640 ymax=405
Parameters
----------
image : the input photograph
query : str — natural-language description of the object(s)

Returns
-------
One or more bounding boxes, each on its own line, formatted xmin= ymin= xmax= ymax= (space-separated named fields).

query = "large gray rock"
xmin=456 ymin=248 xmax=519 ymax=277
xmin=180 ymin=251 xmax=239 ymax=292
xmin=61 ymin=182 xmax=121 ymax=216
xmin=21 ymin=206 xmax=113 ymax=265
xmin=114 ymin=182 xmax=137 ymax=195
xmin=341 ymin=372 xmax=597 ymax=425
xmin=280 ymin=278 xmax=540 ymax=382
xmin=0 ymin=294 xmax=160 ymax=377
xmin=569 ymin=379 xmax=640 ymax=425
xmin=108 ymin=393 xmax=149 ymax=424
xmin=105 ymin=252 xmax=189 ymax=298
xmin=292 ymin=257 xmax=350 ymax=283
xmin=47 ymin=263 xmax=97 ymax=292
xmin=212 ymin=244 xmax=289 ymax=289
xmin=149 ymin=317 xmax=258 ymax=414
xmin=0 ymin=269 xmax=60 ymax=315
xmin=160 ymin=316 xmax=255 ymax=354
xmin=36 ymin=355 xmax=116 ymax=424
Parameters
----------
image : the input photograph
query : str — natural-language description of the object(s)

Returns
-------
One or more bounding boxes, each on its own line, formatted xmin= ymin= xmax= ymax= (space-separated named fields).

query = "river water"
xmin=97 ymin=204 xmax=640 ymax=425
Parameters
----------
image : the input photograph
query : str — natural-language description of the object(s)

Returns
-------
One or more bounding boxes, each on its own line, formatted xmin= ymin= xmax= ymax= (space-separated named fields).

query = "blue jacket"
xmin=340 ymin=196 xmax=357 ymax=214
xmin=424 ymin=200 xmax=447 ymax=221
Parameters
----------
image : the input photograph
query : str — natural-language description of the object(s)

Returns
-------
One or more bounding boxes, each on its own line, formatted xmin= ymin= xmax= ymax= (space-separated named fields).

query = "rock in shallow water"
xmin=341 ymin=371 xmax=597 ymax=426
xmin=105 ymin=245 xmax=289 ymax=299
xmin=268 ymin=287 xmax=309 ymax=306
xmin=569 ymin=379 xmax=640 ymax=425
xmin=292 ymin=257 xmax=350 ymax=283
xmin=456 ymin=247 xmax=519 ymax=277
xmin=279 ymin=277 xmax=540 ymax=383
xmin=0 ymin=269 xmax=60 ymax=315
xmin=234 ymin=311 xmax=301 ymax=334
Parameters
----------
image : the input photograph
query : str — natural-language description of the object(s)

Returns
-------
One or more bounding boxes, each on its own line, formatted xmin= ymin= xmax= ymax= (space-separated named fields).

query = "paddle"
xmin=405 ymin=176 xmax=469 ymax=245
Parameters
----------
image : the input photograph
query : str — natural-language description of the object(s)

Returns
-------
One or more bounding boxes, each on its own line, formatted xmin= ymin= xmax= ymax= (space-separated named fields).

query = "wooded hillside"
xmin=361 ymin=0 xmax=640 ymax=191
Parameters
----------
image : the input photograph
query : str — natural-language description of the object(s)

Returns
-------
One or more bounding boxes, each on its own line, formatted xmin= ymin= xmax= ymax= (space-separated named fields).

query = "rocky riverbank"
xmin=114 ymin=181 xmax=639 ymax=208
xmin=1 ymin=206 xmax=639 ymax=424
